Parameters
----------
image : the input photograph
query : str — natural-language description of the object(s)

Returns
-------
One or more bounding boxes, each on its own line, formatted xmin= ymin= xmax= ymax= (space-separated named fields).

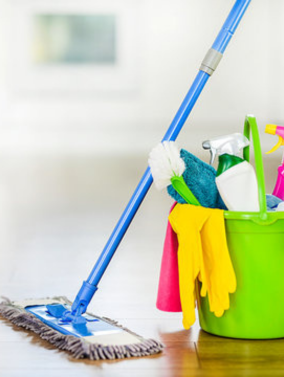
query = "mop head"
xmin=168 ymin=148 xmax=227 ymax=209
xmin=0 ymin=297 xmax=163 ymax=360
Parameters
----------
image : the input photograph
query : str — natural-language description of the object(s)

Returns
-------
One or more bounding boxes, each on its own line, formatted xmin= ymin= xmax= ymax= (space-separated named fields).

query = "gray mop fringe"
xmin=0 ymin=298 xmax=164 ymax=360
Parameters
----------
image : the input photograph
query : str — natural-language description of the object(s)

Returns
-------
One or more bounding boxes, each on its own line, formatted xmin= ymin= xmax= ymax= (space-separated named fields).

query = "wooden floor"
xmin=0 ymin=153 xmax=282 ymax=377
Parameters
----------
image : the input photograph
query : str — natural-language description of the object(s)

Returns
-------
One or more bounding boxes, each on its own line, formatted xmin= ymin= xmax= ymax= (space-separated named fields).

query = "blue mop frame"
xmin=70 ymin=0 xmax=252 ymax=319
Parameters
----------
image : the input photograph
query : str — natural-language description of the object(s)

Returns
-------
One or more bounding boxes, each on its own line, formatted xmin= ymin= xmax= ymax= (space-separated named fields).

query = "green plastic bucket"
xmin=197 ymin=116 xmax=284 ymax=339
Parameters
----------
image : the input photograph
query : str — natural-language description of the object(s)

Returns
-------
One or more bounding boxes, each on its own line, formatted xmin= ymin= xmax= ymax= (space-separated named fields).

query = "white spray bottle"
xmin=202 ymin=133 xmax=259 ymax=212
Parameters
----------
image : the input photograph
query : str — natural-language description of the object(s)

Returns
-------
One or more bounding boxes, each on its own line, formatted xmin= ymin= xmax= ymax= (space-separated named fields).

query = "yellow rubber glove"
xmin=169 ymin=204 xmax=237 ymax=330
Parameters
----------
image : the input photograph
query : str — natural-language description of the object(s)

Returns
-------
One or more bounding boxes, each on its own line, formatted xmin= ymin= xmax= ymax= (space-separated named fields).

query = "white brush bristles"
xmin=148 ymin=141 xmax=185 ymax=190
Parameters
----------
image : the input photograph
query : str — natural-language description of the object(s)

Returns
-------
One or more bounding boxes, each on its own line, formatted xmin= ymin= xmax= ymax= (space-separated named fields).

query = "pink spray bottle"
xmin=265 ymin=124 xmax=284 ymax=200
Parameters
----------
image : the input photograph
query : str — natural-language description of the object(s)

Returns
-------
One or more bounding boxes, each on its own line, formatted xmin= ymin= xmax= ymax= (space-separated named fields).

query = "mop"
xmin=0 ymin=0 xmax=251 ymax=360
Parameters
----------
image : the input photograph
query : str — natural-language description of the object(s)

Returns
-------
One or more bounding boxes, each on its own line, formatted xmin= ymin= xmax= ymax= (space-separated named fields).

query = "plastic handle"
xmin=243 ymin=116 xmax=267 ymax=219
xmin=171 ymin=176 xmax=200 ymax=206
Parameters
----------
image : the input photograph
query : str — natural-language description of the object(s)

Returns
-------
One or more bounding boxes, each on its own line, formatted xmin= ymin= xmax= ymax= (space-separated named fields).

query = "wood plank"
xmin=196 ymin=337 xmax=284 ymax=370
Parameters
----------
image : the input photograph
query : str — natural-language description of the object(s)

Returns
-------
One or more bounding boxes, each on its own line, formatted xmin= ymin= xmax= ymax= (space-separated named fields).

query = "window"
xmin=33 ymin=14 xmax=116 ymax=65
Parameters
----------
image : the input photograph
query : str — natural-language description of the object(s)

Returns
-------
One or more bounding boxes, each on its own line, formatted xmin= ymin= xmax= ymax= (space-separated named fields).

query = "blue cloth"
xmin=167 ymin=149 xmax=227 ymax=209
xmin=266 ymin=194 xmax=283 ymax=211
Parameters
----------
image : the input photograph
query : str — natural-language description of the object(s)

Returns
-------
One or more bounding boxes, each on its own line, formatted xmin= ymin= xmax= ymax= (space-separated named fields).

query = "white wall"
xmin=0 ymin=0 xmax=283 ymax=156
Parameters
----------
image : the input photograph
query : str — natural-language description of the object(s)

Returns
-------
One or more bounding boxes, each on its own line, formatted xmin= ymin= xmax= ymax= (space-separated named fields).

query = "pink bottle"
xmin=265 ymin=124 xmax=284 ymax=200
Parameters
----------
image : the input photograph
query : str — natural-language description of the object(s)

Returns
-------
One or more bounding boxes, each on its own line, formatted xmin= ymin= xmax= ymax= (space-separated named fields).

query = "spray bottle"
xmin=202 ymin=133 xmax=259 ymax=211
xmin=265 ymin=124 xmax=284 ymax=200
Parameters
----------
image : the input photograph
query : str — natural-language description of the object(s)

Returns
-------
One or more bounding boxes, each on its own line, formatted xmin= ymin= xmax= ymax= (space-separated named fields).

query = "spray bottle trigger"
xmin=266 ymin=136 xmax=283 ymax=154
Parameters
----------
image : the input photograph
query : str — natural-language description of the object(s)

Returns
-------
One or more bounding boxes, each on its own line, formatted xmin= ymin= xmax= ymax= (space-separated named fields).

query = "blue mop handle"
xmin=71 ymin=0 xmax=251 ymax=315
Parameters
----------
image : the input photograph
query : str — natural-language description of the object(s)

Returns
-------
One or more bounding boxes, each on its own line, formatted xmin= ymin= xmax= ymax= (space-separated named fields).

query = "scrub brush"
xmin=149 ymin=141 xmax=200 ymax=206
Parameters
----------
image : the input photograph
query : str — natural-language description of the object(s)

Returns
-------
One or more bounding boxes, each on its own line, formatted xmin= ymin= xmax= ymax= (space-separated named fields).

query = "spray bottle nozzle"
xmin=265 ymin=124 xmax=284 ymax=154
xmin=202 ymin=141 xmax=215 ymax=165
xmin=265 ymin=124 xmax=277 ymax=136
xmin=202 ymin=133 xmax=250 ymax=165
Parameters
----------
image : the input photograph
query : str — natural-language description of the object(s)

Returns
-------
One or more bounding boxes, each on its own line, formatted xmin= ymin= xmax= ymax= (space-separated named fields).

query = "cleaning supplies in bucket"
xmin=265 ymin=124 xmax=284 ymax=200
xmin=154 ymin=116 xmax=284 ymax=336
xmin=203 ymin=133 xmax=259 ymax=211
xmin=198 ymin=116 xmax=284 ymax=339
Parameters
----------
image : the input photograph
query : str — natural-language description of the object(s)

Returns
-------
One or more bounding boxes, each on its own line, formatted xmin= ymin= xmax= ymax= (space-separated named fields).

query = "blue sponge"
xmin=266 ymin=194 xmax=283 ymax=211
xmin=167 ymin=149 xmax=227 ymax=209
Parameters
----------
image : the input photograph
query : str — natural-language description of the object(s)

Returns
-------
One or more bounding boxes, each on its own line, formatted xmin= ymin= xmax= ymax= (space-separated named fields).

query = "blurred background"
xmin=0 ymin=0 xmax=283 ymax=315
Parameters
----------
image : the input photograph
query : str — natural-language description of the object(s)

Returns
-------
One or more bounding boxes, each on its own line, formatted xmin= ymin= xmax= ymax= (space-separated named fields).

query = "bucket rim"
xmin=224 ymin=210 xmax=284 ymax=224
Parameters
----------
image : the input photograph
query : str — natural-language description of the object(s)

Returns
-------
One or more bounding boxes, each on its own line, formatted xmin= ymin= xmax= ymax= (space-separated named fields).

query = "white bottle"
xmin=216 ymin=155 xmax=259 ymax=212
xmin=203 ymin=134 xmax=259 ymax=212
